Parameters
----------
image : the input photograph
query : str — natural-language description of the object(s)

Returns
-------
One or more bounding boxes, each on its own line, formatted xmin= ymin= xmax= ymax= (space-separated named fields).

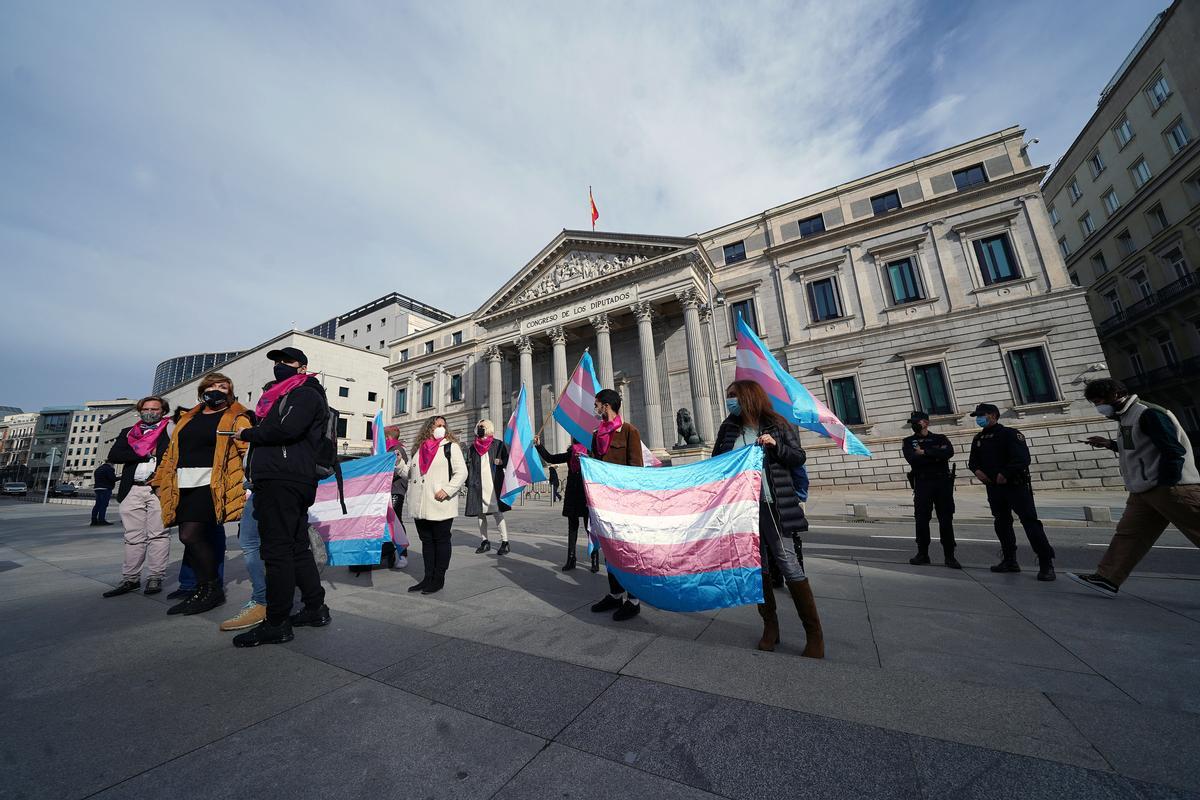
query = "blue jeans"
xmin=91 ymin=488 xmax=112 ymax=522
xmin=178 ymin=523 xmax=227 ymax=590
xmin=238 ymin=495 xmax=267 ymax=605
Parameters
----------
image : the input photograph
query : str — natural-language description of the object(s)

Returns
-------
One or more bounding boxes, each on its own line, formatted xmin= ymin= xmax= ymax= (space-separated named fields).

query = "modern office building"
xmin=1042 ymin=0 xmax=1199 ymax=435
xmin=0 ymin=412 xmax=39 ymax=479
xmin=61 ymin=400 xmax=136 ymax=485
xmin=152 ymin=351 xmax=243 ymax=395
xmin=307 ymin=292 xmax=455 ymax=353
xmin=386 ymin=127 xmax=1121 ymax=490
xmin=26 ymin=407 xmax=80 ymax=490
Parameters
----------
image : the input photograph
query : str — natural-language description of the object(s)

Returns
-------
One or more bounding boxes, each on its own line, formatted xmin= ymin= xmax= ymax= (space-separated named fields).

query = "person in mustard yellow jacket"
xmin=152 ymin=372 xmax=252 ymax=616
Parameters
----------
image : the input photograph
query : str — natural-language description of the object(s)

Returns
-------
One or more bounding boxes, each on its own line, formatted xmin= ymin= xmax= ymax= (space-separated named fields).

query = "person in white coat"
xmin=407 ymin=416 xmax=468 ymax=595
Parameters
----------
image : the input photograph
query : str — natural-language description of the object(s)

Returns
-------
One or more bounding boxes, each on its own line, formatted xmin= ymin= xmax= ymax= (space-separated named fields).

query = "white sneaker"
xmin=396 ymin=555 xmax=408 ymax=568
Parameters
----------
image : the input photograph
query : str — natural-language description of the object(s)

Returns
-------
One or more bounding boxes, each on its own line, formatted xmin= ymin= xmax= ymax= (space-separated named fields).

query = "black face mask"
xmin=477 ymin=426 xmax=486 ymax=437
xmin=202 ymin=390 xmax=228 ymax=409
xmin=910 ymin=424 xmax=923 ymax=434
xmin=274 ymin=364 xmax=299 ymax=382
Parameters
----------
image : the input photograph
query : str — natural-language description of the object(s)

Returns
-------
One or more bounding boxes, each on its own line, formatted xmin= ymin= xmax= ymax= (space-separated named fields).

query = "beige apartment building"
xmin=386 ymin=127 xmax=1121 ymax=490
xmin=1042 ymin=0 xmax=1200 ymax=435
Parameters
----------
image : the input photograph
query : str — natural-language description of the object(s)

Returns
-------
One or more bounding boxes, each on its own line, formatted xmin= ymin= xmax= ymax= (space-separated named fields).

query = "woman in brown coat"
xmin=152 ymin=372 xmax=252 ymax=616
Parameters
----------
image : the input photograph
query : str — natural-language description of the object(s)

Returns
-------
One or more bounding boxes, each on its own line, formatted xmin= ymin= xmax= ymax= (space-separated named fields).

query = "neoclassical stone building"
xmin=387 ymin=127 xmax=1123 ymax=490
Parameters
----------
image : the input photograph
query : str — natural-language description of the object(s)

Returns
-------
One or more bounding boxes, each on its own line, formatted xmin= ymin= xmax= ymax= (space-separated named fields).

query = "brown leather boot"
xmin=787 ymin=579 xmax=824 ymax=659
xmin=757 ymin=569 xmax=779 ymax=651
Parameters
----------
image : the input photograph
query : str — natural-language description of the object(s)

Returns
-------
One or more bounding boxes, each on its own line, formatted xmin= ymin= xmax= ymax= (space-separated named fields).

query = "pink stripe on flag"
xmin=315 ymin=472 xmax=390 ymax=504
xmin=585 ymin=471 xmax=760 ymax=516
xmin=735 ymin=362 xmax=790 ymax=405
xmin=601 ymin=531 xmax=761 ymax=576
xmin=558 ymin=391 xmax=596 ymax=434
xmin=315 ymin=515 xmax=388 ymax=541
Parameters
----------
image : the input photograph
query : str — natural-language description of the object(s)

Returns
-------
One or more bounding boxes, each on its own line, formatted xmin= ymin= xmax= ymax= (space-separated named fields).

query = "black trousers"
xmin=914 ymin=475 xmax=956 ymax=553
xmin=566 ymin=515 xmax=588 ymax=557
xmin=91 ymin=488 xmax=111 ymax=522
xmin=414 ymin=518 xmax=453 ymax=580
xmin=254 ymin=479 xmax=325 ymax=625
xmin=985 ymin=484 xmax=1055 ymax=561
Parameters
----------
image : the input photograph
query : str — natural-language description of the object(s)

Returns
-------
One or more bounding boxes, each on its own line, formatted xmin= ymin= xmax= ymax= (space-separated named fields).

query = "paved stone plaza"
xmin=2 ymin=500 xmax=1199 ymax=800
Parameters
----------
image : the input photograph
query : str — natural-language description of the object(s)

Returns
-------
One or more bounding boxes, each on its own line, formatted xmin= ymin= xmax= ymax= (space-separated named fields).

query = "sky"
xmin=0 ymin=0 xmax=1169 ymax=411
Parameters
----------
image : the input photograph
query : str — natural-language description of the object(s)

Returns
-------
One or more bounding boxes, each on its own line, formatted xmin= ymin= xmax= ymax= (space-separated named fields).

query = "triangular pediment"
xmin=477 ymin=230 xmax=699 ymax=319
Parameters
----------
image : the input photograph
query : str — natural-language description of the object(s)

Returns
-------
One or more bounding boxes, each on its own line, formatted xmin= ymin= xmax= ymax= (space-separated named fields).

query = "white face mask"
xmin=432 ymin=426 xmax=447 ymax=440
xmin=1094 ymin=404 xmax=1115 ymax=418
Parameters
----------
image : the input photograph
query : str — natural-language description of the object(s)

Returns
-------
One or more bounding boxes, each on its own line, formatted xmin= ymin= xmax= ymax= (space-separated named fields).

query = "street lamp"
xmin=317 ymin=372 xmax=356 ymax=384
xmin=41 ymin=446 xmax=60 ymax=504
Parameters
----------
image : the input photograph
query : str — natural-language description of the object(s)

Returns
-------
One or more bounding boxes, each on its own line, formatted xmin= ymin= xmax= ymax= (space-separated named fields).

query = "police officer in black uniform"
xmin=902 ymin=411 xmax=960 ymax=568
xmin=967 ymin=403 xmax=1056 ymax=581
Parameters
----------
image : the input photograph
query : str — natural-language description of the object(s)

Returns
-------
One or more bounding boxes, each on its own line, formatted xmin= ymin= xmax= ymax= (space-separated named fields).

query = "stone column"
xmin=516 ymin=335 xmax=535 ymax=427
xmin=678 ymin=288 xmax=716 ymax=443
xmin=408 ymin=372 xmax=420 ymax=418
xmin=631 ymin=301 xmax=665 ymax=450
xmin=590 ymin=313 xmax=615 ymax=389
xmin=433 ymin=364 xmax=445 ymax=413
xmin=1019 ymin=193 xmax=1073 ymax=291
xmin=485 ymin=345 xmax=504 ymax=426
xmin=548 ymin=326 xmax=569 ymax=451
xmin=925 ymin=220 xmax=965 ymax=311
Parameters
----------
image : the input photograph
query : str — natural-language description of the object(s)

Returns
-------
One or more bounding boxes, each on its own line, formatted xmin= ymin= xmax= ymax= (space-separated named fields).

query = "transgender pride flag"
xmin=734 ymin=315 xmax=871 ymax=457
xmin=553 ymin=351 xmax=602 ymax=446
xmin=309 ymin=452 xmax=403 ymax=566
xmin=500 ymin=383 xmax=547 ymax=505
xmin=581 ymin=445 xmax=766 ymax=612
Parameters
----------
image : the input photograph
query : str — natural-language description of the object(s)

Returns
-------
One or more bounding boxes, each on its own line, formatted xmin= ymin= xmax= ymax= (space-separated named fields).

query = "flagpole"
xmin=534 ymin=349 xmax=590 ymax=441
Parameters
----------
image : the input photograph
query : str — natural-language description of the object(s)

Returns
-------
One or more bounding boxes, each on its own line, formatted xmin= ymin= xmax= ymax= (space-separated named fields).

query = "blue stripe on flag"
xmin=500 ymin=383 xmax=547 ymax=505
xmin=332 ymin=452 xmax=396 ymax=481
xmin=605 ymin=565 xmax=764 ymax=612
xmin=580 ymin=444 xmax=761 ymax=492
xmin=325 ymin=538 xmax=383 ymax=567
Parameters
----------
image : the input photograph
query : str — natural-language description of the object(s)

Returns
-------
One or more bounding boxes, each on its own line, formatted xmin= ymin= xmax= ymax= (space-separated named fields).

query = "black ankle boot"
xmin=990 ymin=556 xmax=1021 ymax=573
xmin=475 ymin=540 xmax=491 ymax=554
xmin=233 ymin=619 xmax=294 ymax=648
xmin=408 ymin=577 xmax=430 ymax=592
xmin=562 ymin=555 xmax=577 ymax=572
xmin=497 ymin=540 xmax=510 ymax=556
xmin=1037 ymin=559 xmax=1056 ymax=581
xmin=421 ymin=575 xmax=445 ymax=594
xmin=909 ymin=552 xmax=931 ymax=566
xmin=590 ymin=553 xmax=600 ymax=573
xmin=173 ymin=581 xmax=226 ymax=616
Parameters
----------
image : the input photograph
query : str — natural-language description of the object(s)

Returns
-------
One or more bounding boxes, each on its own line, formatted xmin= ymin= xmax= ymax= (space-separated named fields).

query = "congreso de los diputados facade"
xmin=385 ymin=127 xmax=1123 ymax=490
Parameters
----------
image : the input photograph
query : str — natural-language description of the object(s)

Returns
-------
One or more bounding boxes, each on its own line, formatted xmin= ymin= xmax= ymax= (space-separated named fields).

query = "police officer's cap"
xmin=971 ymin=403 xmax=1000 ymax=417
xmin=907 ymin=411 xmax=929 ymax=424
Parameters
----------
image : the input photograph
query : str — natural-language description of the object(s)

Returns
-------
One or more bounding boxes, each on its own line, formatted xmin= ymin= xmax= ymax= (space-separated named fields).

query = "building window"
xmin=1068 ymin=179 xmax=1082 ymax=203
xmin=1116 ymin=230 xmax=1136 ymax=257
xmin=366 ymin=346 xmax=371 ymax=350
xmin=1128 ymin=349 xmax=1145 ymax=375
xmin=1048 ymin=205 xmax=1060 ymax=225
xmin=366 ymin=420 xmax=374 ymax=441
xmin=827 ymin=377 xmax=864 ymax=425
xmin=1131 ymin=271 xmax=1152 ymax=299
xmin=1087 ymin=150 xmax=1105 ymax=178
xmin=400 ymin=348 xmax=409 ymax=362
xmin=912 ymin=364 xmax=953 ymax=415
xmin=352 ymin=329 xmax=358 ymax=337
xmin=1130 ymin=157 xmax=1152 ymax=189
xmin=336 ymin=417 xmax=348 ymax=438
xmin=885 ymin=258 xmax=923 ymax=305
xmin=1165 ymin=118 xmax=1190 ymax=155
xmin=367 ymin=391 xmax=377 ymax=403
xmin=450 ymin=374 xmax=463 ymax=403
xmin=424 ymin=340 xmax=434 ymax=355
xmin=1007 ymin=347 xmax=1058 ymax=404
xmin=723 ymin=240 xmax=747 ymax=264
xmin=395 ymin=387 xmax=408 ymax=415
xmin=1103 ymin=187 xmax=1120 ymax=215
xmin=421 ymin=381 xmax=433 ymax=409
xmin=974 ymin=234 xmax=1020 ymax=285
xmin=1158 ymin=335 xmax=1179 ymax=367
xmin=1079 ymin=212 xmax=1095 ymax=237
xmin=807 ymin=278 xmax=842 ymax=322
xmin=1105 ymin=290 xmax=1123 ymax=315
xmin=1113 ymin=116 xmax=1134 ymax=148
xmin=871 ymin=190 xmax=902 ymax=216
xmin=953 ymin=164 xmax=988 ymax=190
xmin=1068 ymin=271 xmax=1080 ymax=287
xmin=379 ymin=340 xmax=385 ymax=349
xmin=366 ymin=323 xmax=372 ymax=332
xmin=452 ymin=331 xmax=463 ymax=346
xmin=1146 ymin=203 xmax=1168 ymax=232
xmin=338 ymin=386 xmax=350 ymax=398
xmin=730 ymin=298 xmax=759 ymax=334
xmin=339 ymin=335 xmax=345 ymax=342
xmin=1146 ymin=72 xmax=1170 ymax=109
xmin=1058 ymin=237 xmax=1070 ymax=258
xmin=381 ymin=317 xmax=387 ymax=326
xmin=797 ymin=214 xmax=825 ymax=237
xmin=1163 ymin=247 xmax=1189 ymax=279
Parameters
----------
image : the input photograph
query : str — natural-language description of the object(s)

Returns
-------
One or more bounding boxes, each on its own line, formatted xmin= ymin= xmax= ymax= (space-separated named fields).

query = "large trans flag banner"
xmin=581 ymin=445 xmax=765 ymax=612
xmin=309 ymin=451 xmax=398 ymax=565
xmin=501 ymin=383 xmax=547 ymax=505
xmin=734 ymin=314 xmax=871 ymax=456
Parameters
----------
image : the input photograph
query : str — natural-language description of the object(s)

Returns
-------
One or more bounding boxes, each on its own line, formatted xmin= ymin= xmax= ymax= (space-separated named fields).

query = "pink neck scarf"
xmin=474 ymin=435 xmax=494 ymax=456
xmin=127 ymin=418 xmax=170 ymax=457
xmin=418 ymin=438 xmax=443 ymax=475
xmin=594 ymin=415 xmax=623 ymax=457
xmin=568 ymin=442 xmax=588 ymax=473
xmin=386 ymin=438 xmax=402 ymax=452
xmin=255 ymin=373 xmax=310 ymax=419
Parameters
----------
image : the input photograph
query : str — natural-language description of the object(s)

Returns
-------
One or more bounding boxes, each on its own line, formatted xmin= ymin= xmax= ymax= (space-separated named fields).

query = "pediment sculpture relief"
xmin=514 ymin=251 xmax=647 ymax=304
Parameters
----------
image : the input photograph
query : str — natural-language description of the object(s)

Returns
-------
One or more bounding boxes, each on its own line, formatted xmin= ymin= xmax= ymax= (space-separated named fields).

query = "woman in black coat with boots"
xmin=712 ymin=379 xmax=824 ymax=658
xmin=535 ymin=436 xmax=599 ymax=572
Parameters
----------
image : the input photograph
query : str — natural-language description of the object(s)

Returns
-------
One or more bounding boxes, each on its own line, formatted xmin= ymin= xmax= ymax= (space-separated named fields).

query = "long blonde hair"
xmin=411 ymin=415 xmax=458 ymax=458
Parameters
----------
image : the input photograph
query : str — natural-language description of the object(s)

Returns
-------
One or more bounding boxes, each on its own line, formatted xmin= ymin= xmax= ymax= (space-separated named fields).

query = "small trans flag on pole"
xmin=500 ymin=383 xmax=547 ymax=505
xmin=581 ymin=445 xmax=766 ymax=612
xmin=553 ymin=351 xmax=602 ymax=446
xmin=370 ymin=408 xmax=386 ymax=454
xmin=734 ymin=314 xmax=871 ymax=457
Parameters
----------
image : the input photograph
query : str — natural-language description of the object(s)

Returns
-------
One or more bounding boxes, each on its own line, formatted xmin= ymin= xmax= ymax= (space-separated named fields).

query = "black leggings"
xmin=178 ymin=521 xmax=217 ymax=584
xmin=567 ymin=516 xmax=588 ymax=555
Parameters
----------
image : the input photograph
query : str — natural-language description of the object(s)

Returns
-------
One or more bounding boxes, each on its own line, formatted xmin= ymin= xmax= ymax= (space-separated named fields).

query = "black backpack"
xmin=279 ymin=391 xmax=347 ymax=514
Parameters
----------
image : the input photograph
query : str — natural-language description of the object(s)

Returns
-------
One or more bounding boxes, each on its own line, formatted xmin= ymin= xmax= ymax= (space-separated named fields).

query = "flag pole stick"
xmin=534 ymin=349 xmax=590 ymax=442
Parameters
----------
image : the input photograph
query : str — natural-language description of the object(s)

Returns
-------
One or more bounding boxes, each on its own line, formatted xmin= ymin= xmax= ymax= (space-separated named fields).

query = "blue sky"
xmin=0 ymin=0 xmax=1167 ymax=411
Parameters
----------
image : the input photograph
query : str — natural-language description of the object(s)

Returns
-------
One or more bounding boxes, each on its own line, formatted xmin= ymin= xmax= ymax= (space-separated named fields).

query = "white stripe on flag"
xmin=587 ymin=499 xmax=760 ymax=546
xmin=308 ymin=492 xmax=391 ymax=522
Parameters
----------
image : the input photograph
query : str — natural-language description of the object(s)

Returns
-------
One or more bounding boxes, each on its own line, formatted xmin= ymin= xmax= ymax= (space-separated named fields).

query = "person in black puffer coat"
xmin=536 ymin=436 xmax=598 ymax=573
xmin=712 ymin=379 xmax=824 ymax=658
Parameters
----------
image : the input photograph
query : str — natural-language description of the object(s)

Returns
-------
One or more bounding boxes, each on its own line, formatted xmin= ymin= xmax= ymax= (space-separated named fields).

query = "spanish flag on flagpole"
xmin=589 ymin=186 xmax=599 ymax=231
